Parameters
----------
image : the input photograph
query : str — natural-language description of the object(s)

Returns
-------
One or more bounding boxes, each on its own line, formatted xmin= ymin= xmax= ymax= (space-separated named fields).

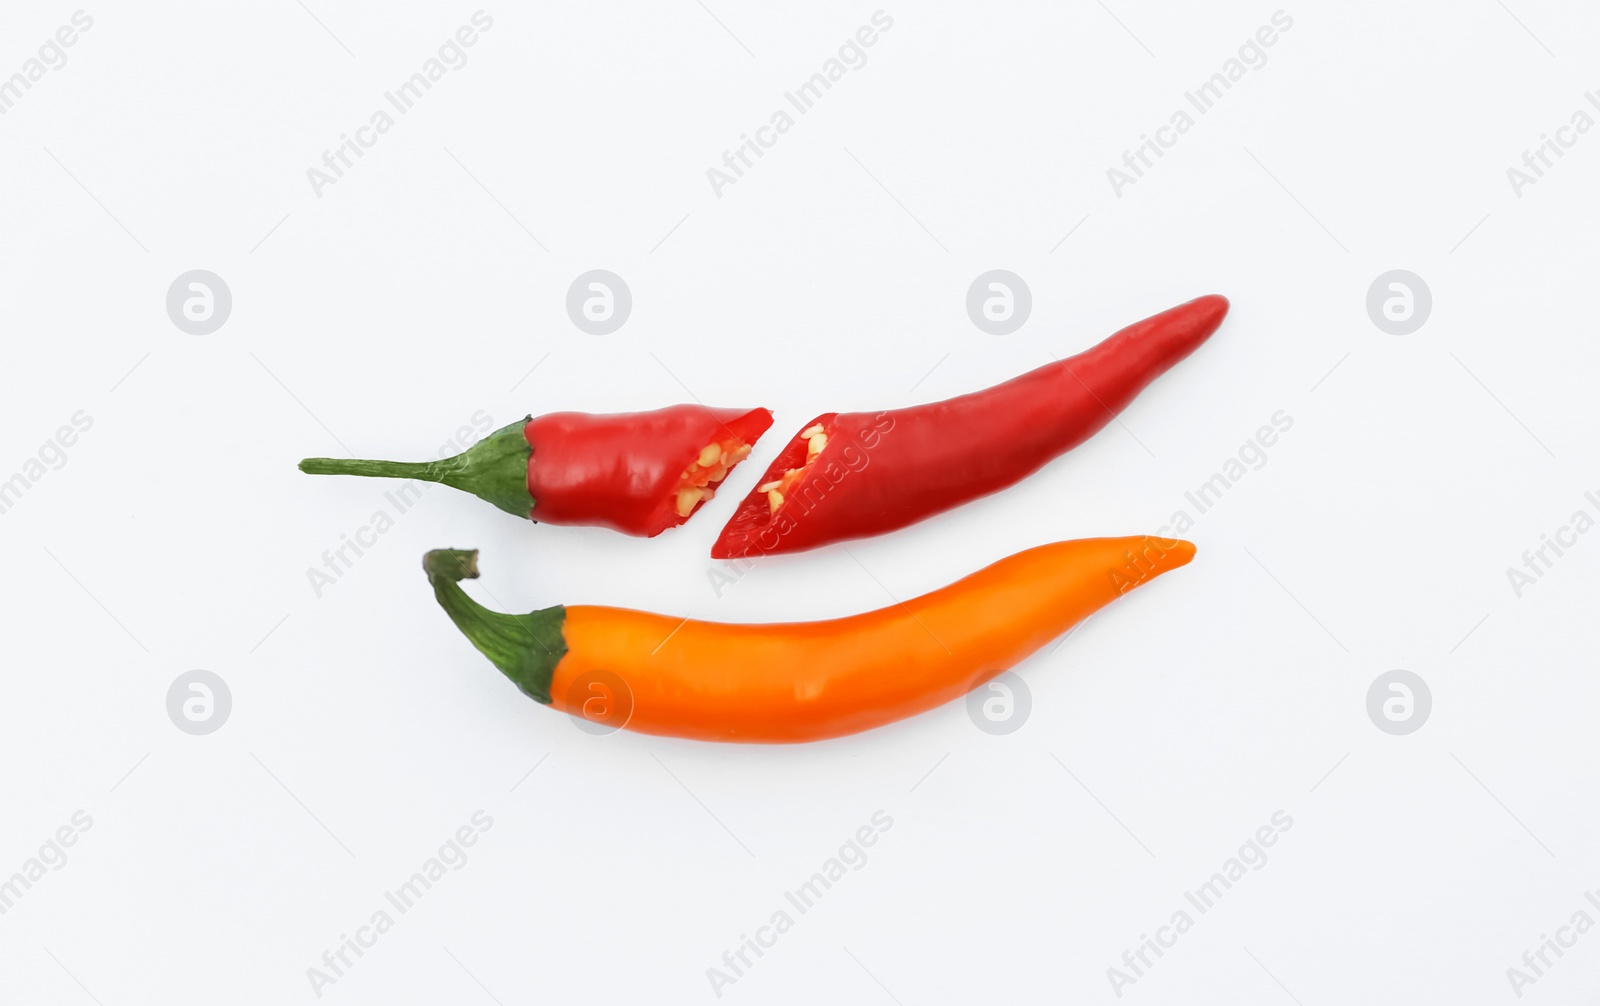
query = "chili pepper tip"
xmin=1160 ymin=537 xmax=1197 ymax=563
xmin=423 ymin=548 xmax=480 ymax=582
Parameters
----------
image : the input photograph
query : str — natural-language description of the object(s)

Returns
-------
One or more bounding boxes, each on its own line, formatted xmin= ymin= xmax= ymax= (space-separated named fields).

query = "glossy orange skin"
xmin=547 ymin=535 xmax=1195 ymax=742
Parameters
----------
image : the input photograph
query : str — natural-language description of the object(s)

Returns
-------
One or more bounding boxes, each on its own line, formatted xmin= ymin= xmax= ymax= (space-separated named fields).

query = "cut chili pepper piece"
xmin=424 ymin=535 xmax=1196 ymax=743
xmin=711 ymin=295 xmax=1228 ymax=559
xmin=300 ymin=405 xmax=773 ymax=538
xmin=525 ymin=405 xmax=772 ymax=536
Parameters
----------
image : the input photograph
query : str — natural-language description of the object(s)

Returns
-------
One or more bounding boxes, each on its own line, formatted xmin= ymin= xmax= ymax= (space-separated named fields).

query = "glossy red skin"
xmin=711 ymin=295 xmax=1228 ymax=558
xmin=526 ymin=405 xmax=773 ymax=536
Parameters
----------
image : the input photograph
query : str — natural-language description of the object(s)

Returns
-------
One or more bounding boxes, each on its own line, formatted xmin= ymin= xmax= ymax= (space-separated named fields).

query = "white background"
xmin=2 ymin=1 xmax=1597 ymax=1003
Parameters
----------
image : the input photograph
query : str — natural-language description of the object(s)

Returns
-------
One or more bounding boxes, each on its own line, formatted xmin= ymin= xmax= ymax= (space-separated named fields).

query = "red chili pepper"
xmin=711 ymin=295 xmax=1228 ymax=558
xmin=301 ymin=405 xmax=773 ymax=537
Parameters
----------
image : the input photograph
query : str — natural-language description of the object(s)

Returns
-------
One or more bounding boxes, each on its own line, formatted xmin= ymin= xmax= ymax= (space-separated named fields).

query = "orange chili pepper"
xmin=424 ymin=535 xmax=1195 ymax=743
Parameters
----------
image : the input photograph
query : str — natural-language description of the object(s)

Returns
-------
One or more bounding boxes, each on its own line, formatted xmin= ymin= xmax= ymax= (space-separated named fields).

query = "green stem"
xmin=300 ymin=457 xmax=447 ymax=480
xmin=423 ymin=549 xmax=567 ymax=705
xmin=299 ymin=417 xmax=537 ymax=519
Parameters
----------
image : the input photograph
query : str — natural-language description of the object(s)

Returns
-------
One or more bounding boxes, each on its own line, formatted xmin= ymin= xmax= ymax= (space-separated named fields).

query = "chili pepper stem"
xmin=300 ymin=457 xmax=446 ymax=480
xmin=423 ymin=549 xmax=567 ymax=704
xmin=300 ymin=418 xmax=537 ymax=519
